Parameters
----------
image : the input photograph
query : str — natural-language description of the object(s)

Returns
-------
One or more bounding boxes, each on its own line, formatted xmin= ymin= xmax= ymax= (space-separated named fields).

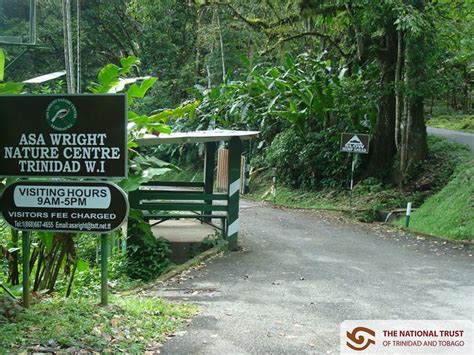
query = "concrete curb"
xmin=397 ymin=226 xmax=474 ymax=246
xmin=156 ymin=245 xmax=224 ymax=283
xmin=119 ymin=245 xmax=224 ymax=296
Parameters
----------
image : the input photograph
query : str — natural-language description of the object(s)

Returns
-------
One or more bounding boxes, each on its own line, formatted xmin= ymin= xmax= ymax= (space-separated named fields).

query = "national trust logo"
xmin=346 ymin=326 xmax=376 ymax=351
xmin=46 ymin=98 xmax=77 ymax=131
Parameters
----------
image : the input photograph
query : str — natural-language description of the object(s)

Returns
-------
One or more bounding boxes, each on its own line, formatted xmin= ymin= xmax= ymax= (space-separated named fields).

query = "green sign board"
xmin=0 ymin=94 xmax=127 ymax=178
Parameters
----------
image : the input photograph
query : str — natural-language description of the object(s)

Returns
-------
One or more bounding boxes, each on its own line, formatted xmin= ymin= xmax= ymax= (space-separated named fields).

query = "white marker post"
xmin=349 ymin=153 xmax=357 ymax=209
xmin=272 ymin=175 xmax=277 ymax=202
xmin=405 ymin=202 xmax=412 ymax=227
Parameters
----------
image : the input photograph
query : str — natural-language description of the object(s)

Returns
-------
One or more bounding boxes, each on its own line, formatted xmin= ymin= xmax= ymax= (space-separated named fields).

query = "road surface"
xmin=147 ymin=200 xmax=473 ymax=354
xmin=427 ymin=126 xmax=474 ymax=151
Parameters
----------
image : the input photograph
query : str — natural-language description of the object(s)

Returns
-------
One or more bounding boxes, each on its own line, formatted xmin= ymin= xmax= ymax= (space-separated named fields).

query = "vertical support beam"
xmin=22 ymin=231 xmax=30 ymax=308
xmin=350 ymin=153 xmax=355 ymax=209
xmin=203 ymin=142 xmax=216 ymax=223
xmin=227 ymin=137 xmax=242 ymax=250
xmin=243 ymin=158 xmax=250 ymax=194
xmin=100 ymin=234 xmax=108 ymax=306
xmin=29 ymin=0 xmax=37 ymax=45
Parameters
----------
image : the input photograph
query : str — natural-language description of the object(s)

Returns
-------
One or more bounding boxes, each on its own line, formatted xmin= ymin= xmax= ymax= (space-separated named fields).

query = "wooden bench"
xmin=129 ymin=181 xmax=228 ymax=236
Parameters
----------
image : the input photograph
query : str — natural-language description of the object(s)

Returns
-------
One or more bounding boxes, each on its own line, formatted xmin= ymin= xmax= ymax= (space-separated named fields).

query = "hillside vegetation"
xmin=427 ymin=115 xmax=474 ymax=133
xmin=405 ymin=166 xmax=473 ymax=240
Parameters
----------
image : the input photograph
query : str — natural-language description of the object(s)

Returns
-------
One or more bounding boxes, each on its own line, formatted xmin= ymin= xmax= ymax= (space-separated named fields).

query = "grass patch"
xmin=248 ymin=175 xmax=340 ymax=210
xmin=427 ymin=114 xmax=474 ymax=133
xmin=417 ymin=135 xmax=473 ymax=188
xmin=0 ymin=295 xmax=197 ymax=352
xmin=393 ymin=136 xmax=473 ymax=240
xmin=248 ymin=171 xmax=416 ymax=222
xmin=396 ymin=165 xmax=474 ymax=240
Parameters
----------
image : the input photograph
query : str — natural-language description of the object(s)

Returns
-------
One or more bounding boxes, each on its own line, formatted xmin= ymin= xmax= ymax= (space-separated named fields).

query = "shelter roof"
xmin=136 ymin=129 xmax=260 ymax=146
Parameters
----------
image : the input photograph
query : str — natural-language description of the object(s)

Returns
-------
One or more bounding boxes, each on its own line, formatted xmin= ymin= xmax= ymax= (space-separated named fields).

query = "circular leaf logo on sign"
xmin=46 ymin=98 xmax=77 ymax=131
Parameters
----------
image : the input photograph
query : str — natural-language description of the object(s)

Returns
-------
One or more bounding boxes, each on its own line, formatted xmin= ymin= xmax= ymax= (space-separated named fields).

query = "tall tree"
xmin=61 ymin=0 xmax=75 ymax=93
xmin=398 ymin=0 xmax=431 ymax=178
xmin=203 ymin=0 xmax=438 ymax=183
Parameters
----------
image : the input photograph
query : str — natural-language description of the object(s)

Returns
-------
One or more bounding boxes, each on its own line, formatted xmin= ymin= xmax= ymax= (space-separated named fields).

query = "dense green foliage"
xmin=266 ymin=128 xmax=347 ymax=189
xmin=173 ymin=53 xmax=378 ymax=187
xmin=126 ymin=211 xmax=172 ymax=281
xmin=2 ymin=0 xmax=472 ymax=182
xmin=193 ymin=53 xmax=377 ymax=135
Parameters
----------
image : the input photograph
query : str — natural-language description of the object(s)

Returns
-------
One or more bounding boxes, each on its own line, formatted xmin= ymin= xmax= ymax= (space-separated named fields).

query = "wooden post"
xmin=226 ymin=137 xmax=242 ymax=251
xmin=203 ymin=142 xmax=216 ymax=223
xmin=22 ymin=231 xmax=30 ymax=308
xmin=216 ymin=148 xmax=228 ymax=192
xmin=100 ymin=234 xmax=108 ymax=306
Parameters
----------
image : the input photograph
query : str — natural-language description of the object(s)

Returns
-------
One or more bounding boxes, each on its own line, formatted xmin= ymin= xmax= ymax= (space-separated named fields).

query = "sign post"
xmin=340 ymin=133 xmax=370 ymax=208
xmin=350 ymin=154 xmax=357 ymax=207
xmin=22 ymin=231 xmax=30 ymax=308
xmin=100 ymin=234 xmax=108 ymax=306
xmin=0 ymin=94 xmax=128 ymax=307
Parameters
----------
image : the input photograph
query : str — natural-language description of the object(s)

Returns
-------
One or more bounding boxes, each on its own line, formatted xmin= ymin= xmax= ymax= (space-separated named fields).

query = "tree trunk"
xmin=363 ymin=23 xmax=397 ymax=179
xmin=76 ymin=0 xmax=81 ymax=93
xmin=394 ymin=30 xmax=403 ymax=151
xmin=452 ymin=88 xmax=457 ymax=110
xmin=319 ymin=24 xmax=326 ymax=52
xmin=216 ymin=9 xmax=226 ymax=83
xmin=345 ymin=3 xmax=363 ymax=61
xmin=62 ymin=0 xmax=75 ymax=93
xmin=462 ymin=65 xmax=469 ymax=113
xmin=405 ymin=95 xmax=427 ymax=170
xmin=206 ymin=64 xmax=212 ymax=89
xmin=195 ymin=9 xmax=203 ymax=79
xmin=398 ymin=26 xmax=428 ymax=180
xmin=400 ymin=51 xmax=409 ymax=176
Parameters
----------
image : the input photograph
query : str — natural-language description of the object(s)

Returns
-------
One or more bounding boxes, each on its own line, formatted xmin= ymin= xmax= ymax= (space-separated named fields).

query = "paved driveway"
xmin=147 ymin=200 xmax=473 ymax=354
xmin=427 ymin=127 xmax=474 ymax=151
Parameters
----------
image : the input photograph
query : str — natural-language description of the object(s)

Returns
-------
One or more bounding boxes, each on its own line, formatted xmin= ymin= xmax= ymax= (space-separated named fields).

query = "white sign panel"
xmin=13 ymin=185 xmax=111 ymax=209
